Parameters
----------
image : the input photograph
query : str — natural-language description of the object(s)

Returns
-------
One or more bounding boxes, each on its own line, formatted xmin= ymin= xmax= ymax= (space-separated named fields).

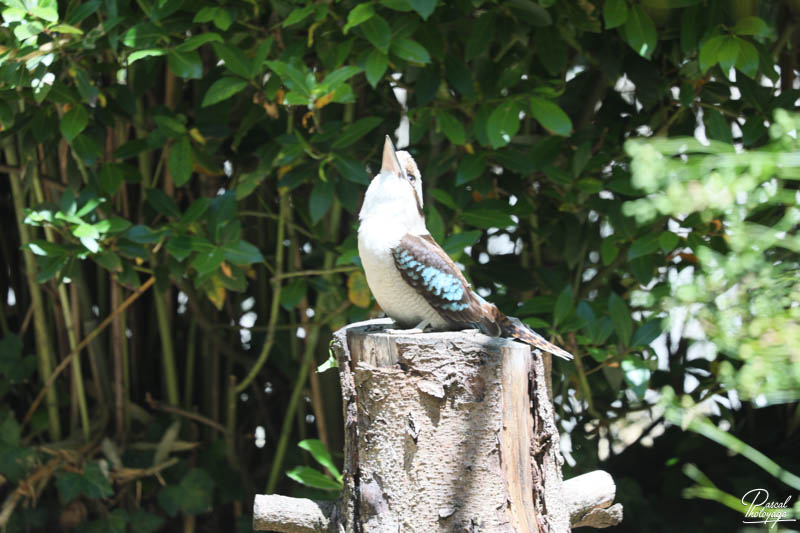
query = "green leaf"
xmin=699 ymin=35 xmax=726 ymax=73
xmin=628 ymin=233 xmax=660 ymax=260
xmin=455 ymin=153 xmax=487 ymax=186
xmin=332 ymin=155 xmax=369 ymax=184
xmin=99 ymin=163 xmax=124 ymax=194
xmin=175 ymin=33 xmax=223 ymax=52
xmin=435 ymin=110 xmax=466 ymax=145
xmin=621 ymin=356 xmax=651 ymax=398
xmin=191 ymin=248 xmax=224 ymax=276
xmin=73 ymin=224 xmax=100 ymax=240
xmin=344 ymin=3 xmax=374 ymax=34
xmin=202 ymin=77 xmax=248 ymax=107
xmin=167 ymin=50 xmax=203 ymax=79
xmin=283 ymin=4 xmax=315 ymax=27
xmin=181 ymin=198 xmax=212 ymax=225
xmin=442 ymin=230 xmax=482 ymax=257
xmin=94 ymin=217 xmax=131 ymax=234
xmin=168 ymin=137 xmax=193 ymax=186
xmin=166 ymin=236 xmax=193 ymax=261
xmin=93 ymin=251 xmax=122 ymax=272
xmin=409 ymin=0 xmax=436 ymax=20
xmin=461 ymin=209 xmax=514 ymax=229
xmin=360 ymin=15 xmax=391 ymax=53
xmin=280 ymin=279 xmax=308 ymax=310
xmin=127 ymin=49 xmax=166 ymax=64
xmin=717 ymin=36 xmax=739 ymax=74
xmin=365 ymin=49 xmax=388 ymax=87
xmin=60 ymin=105 xmax=89 ymax=143
xmin=529 ymin=97 xmax=572 ymax=136
xmin=426 ymin=206 xmax=445 ymax=243
xmin=631 ymin=319 xmax=662 ymax=346
xmin=76 ymin=197 xmax=105 ymax=217
xmin=319 ymin=66 xmax=362 ymax=93
xmin=158 ymin=468 xmax=215 ymax=517
xmin=124 ymin=225 xmax=163 ymax=244
xmin=731 ymin=16 xmax=768 ymax=36
xmin=56 ymin=463 xmax=114 ymax=504
xmin=487 ymin=101 xmax=521 ymax=148
xmin=391 ymin=38 xmax=431 ymax=64
xmin=129 ymin=510 xmax=164 ymax=533
xmin=223 ymin=240 xmax=265 ymax=265
xmin=310 ymin=180 xmax=334 ymax=224
xmin=604 ymin=0 xmax=628 ymax=29
xmin=600 ymin=237 xmax=619 ymax=266
xmin=736 ymin=39 xmax=759 ymax=78
xmin=122 ymin=22 xmax=165 ymax=47
xmin=36 ymin=256 xmax=68 ymax=283
xmin=608 ymin=292 xmax=633 ymax=346
xmin=553 ymin=285 xmax=573 ymax=325
xmin=287 ymin=466 xmax=343 ymax=491
xmin=26 ymin=240 xmax=69 ymax=257
xmin=146 ymin=189 xmax=180 ymax=218
xmin=507 ymin=0 xmax=551 ymax=24
xmin=704 ymin=108 xmax=732 ymax=144
xmin=658 ymin=231 xmax=679 ymax=252
xmin=622 ymin=5 xmax=657 ymax=59
xmin=331 ymin=117 xmax=383 ymax=149
xmin=298 ymin=439 xmax=342 ymax=480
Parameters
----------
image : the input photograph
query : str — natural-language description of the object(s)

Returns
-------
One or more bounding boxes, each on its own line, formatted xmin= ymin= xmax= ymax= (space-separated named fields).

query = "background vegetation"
xmin=0 ymin=0 xmax=798 ymax=531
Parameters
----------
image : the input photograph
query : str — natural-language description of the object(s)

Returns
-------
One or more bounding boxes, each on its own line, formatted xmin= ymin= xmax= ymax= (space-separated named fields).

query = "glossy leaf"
xmin=435 ymin=110 xmax=466 ymax=145
xmin=604 ymin=0 xmax=628 ymax=29
xmin=487 ymin=101 xmax=521 ymax=148
xmin=60 ymin=105 xmax=88 ymax=142
xmin=202 ymin=78 xmax=248 ymax=107
xmin=622 ymin=5 xmax=657 ymax=59
xmin=391 ymin=38 xmax=431 ymax=64
xmin=529 ymin=97 xmax=572 ymax=136
xmin=168 ymin=137 xmax=193 ymax=186
xmin=608 ymin=292 xmax=633 ymax=346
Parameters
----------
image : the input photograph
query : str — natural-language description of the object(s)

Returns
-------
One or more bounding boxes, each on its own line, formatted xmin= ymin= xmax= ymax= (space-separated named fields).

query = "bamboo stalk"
xmin=183 ymin=320 xmax=197 ymax=409
xmin=3 ymin=138 xmax=62 ymax=440
xmin=153 ymin=286 xmax=180 ymax=406
xmin=111 ymin=281 xmax=127 ymax=440
xmin=22 ymin=276 xmax=156 ymax=429
xmin=265 ymin=324 xmax=321 ymax=494
xmin=235 ymin=191 xmax=287 ymax=394
xmin=56 ymin=283 xmax=91 ymax=441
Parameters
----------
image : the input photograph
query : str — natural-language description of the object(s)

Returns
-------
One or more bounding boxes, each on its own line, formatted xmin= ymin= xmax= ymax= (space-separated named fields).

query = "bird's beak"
xmin=381 ymin=135 xmax=407 ymax=180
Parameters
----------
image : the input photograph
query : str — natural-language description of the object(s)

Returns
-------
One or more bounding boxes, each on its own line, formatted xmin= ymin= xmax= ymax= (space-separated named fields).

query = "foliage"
xmin=0 ymin=0 xmax=798 ymax=531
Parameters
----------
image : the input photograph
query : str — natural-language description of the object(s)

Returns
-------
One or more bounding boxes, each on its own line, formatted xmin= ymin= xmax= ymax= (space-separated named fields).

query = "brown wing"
xmin=391 ymin=233 xmax=501 ymax=335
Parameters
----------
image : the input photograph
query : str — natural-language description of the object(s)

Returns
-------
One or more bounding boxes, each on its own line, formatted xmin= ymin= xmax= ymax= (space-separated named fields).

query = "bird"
xmin=357 ymin=136 xmax=573 ymax=360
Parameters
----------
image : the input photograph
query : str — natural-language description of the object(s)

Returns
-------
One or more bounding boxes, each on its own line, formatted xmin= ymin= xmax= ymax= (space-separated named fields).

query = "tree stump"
xmin=253 ymin=319 xmax=622 ymax=532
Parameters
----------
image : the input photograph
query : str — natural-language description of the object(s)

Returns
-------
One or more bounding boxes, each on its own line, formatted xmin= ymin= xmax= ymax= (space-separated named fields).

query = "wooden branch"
xmin=252 ymin=495 xmax=334 ymax=533
xmin=564 ymin=470 xmax=623 ymax=528
xmin=253 ymin=469 xmax=621 ymax=531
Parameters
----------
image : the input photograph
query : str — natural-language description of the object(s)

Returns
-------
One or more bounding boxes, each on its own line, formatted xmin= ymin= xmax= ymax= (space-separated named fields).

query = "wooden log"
xmin=253 ymin=320 xmax=622 ymax=532
xmin=252 ymin=470 xmax=621 ymax=531
xmin=252 ymin=495 xmax=334 ymax=533
xmin=563 ymin=470 xmax=623 ymax=528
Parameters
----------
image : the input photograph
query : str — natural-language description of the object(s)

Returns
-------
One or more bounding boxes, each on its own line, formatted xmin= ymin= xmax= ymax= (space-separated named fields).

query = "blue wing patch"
xmin=391 ymin=233 xmax=503 ymax=336
xmin=395 ymin=249 xmax=467 ymax=309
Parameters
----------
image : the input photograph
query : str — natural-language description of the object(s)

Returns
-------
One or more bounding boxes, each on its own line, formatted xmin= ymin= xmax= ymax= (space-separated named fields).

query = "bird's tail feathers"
xmin=499 ymin=314 xmax=574 ymax=360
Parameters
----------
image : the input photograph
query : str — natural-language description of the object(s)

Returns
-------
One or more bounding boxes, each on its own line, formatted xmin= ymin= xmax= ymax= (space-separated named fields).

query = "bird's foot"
xmin=385 ymin=320 xmax=431 ymax=335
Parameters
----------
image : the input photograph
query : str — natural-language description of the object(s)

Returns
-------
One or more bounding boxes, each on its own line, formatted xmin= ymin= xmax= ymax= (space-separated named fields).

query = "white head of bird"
xmin=359 ymin=136 xmax=426 ymax=235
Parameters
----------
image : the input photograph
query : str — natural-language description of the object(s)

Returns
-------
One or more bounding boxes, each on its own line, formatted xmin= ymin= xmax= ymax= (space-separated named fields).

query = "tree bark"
xmin=253 ymin=319 xmax=622 ymax=532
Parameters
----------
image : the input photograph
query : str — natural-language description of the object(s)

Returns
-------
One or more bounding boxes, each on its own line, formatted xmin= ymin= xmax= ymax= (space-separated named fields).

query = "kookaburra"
xmin=357 ymin=136 xmax=573 ymax=360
